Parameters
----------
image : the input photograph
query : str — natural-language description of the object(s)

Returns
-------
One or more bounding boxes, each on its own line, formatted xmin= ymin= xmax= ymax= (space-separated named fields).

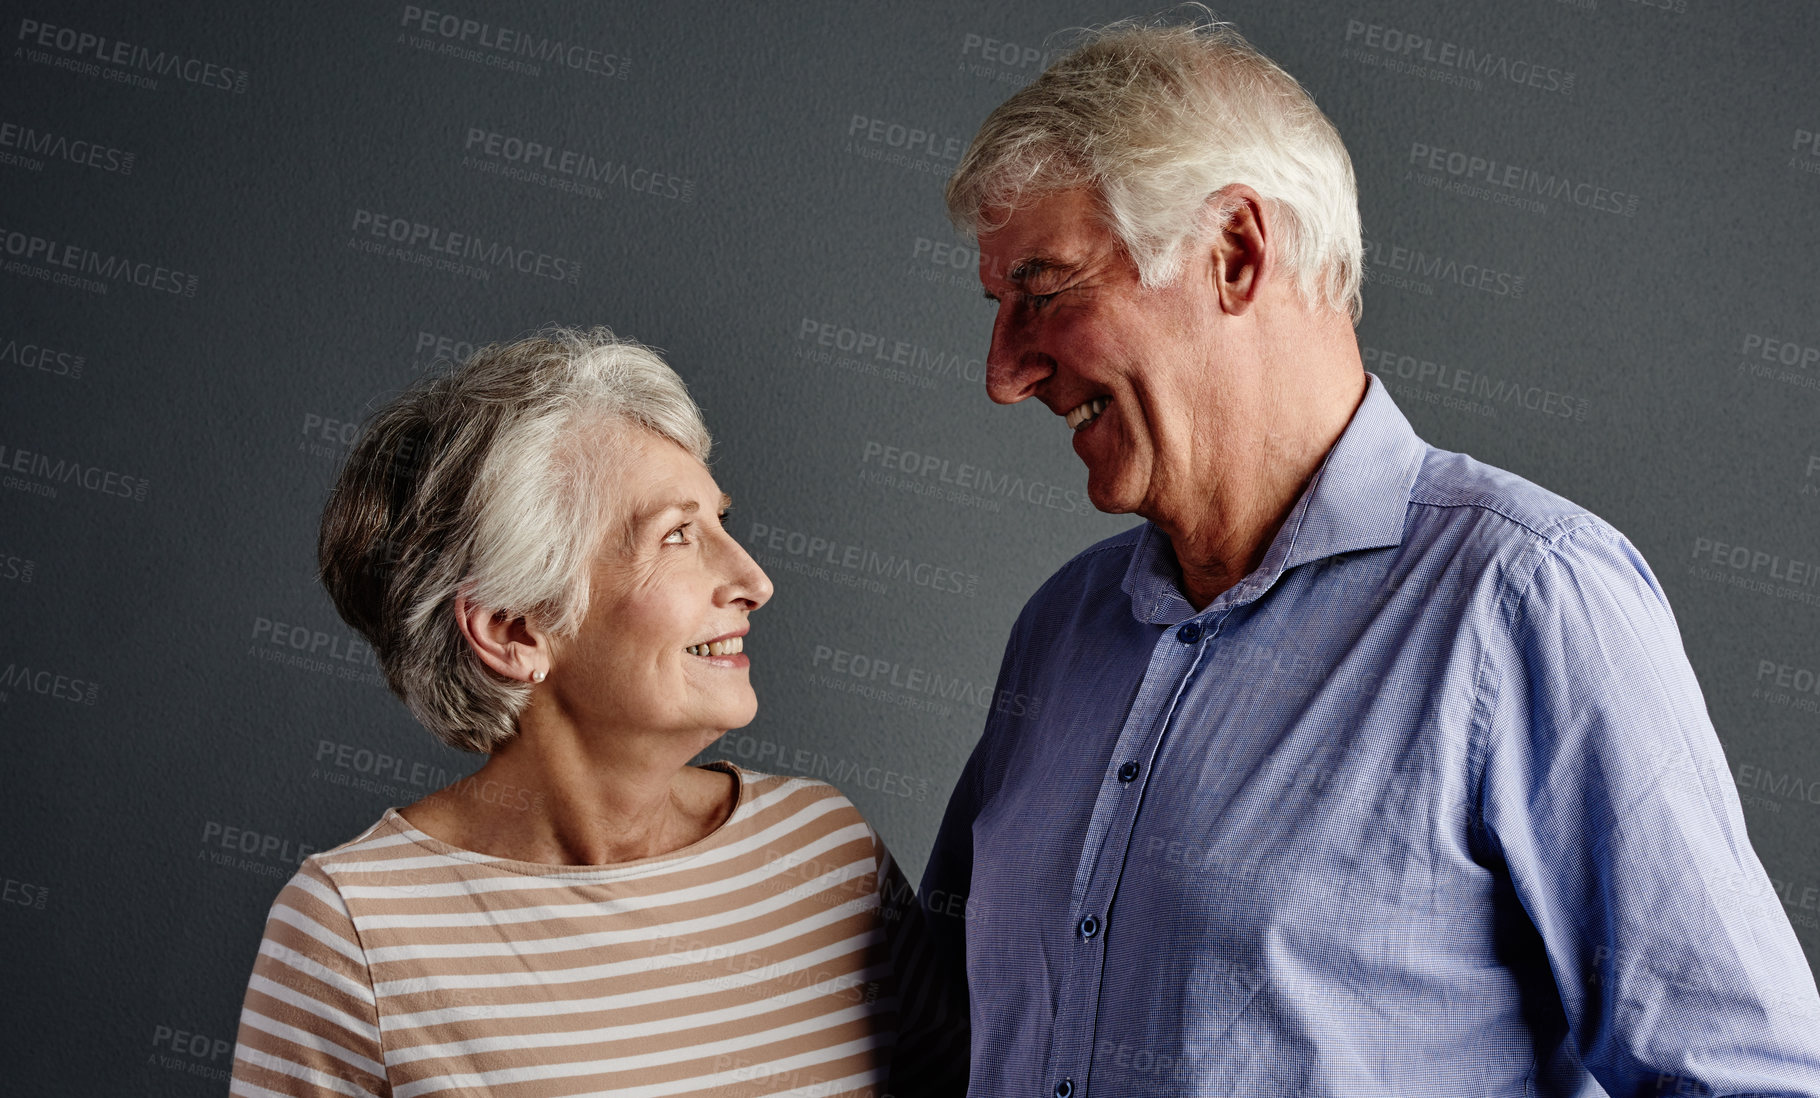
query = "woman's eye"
xmin=663 ymin=524 xmax=690 ymax=545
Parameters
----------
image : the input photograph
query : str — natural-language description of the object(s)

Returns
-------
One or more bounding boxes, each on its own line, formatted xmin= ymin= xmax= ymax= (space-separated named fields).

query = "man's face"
xmin=976 ymin=187 xmax=1259 ymax=524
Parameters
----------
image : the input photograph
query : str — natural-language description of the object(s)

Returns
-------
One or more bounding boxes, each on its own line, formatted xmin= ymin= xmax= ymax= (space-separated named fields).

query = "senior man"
xmin=911 ymin=18 xmax=1820 ymax=1098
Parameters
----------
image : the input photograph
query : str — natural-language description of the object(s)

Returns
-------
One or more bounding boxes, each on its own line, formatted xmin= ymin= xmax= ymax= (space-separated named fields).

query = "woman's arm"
xmin=229 ymin=860 xmax=388 ymax=1096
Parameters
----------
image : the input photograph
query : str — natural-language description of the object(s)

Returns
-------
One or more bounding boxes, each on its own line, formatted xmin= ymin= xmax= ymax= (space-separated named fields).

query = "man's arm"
xmin=889 ymin=609 xmax=1043 ymax=1097
xmin=880 ymin=781 xmax=975 ymax=1098
xmin=1481 ymin=523 xmax=1820 ymax=1095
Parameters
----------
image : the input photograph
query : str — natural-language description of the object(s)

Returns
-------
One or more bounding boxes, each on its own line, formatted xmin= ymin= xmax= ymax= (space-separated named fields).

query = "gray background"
xmin=3 ymin=0 xmax=1817 ymax=1089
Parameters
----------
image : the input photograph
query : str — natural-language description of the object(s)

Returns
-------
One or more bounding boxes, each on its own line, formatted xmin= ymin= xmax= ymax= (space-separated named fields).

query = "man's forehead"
xmin=977 ymin=189 xmax=1109 ymax=283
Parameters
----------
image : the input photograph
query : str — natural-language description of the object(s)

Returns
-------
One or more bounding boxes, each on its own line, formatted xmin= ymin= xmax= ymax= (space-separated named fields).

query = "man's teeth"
xmin=686 ymin=637 xmax=744 ymax=657
xmin=1066 ymin=397 xmax=1110 ymax=431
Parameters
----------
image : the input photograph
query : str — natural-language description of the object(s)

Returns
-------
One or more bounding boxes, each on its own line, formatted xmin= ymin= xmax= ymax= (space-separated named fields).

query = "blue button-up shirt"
xmin=915 ymin=375 xmax=1820 ymax=1097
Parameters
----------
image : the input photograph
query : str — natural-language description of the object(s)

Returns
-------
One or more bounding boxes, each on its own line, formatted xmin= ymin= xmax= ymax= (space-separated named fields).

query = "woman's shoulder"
xmin=268 ymin=810 xmax=437 ymax=903
xmin=713 ymin=764 xmax=862 ymax=808
xmin=715 ymin=763 xmax=884 ymax=846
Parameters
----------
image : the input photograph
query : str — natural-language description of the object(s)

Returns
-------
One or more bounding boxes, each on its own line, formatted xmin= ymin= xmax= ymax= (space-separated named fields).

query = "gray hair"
xmin=319 ymin=327 xmax=711 ymax=753
xmin=945 ymin=15 xmax=1364 ymax=322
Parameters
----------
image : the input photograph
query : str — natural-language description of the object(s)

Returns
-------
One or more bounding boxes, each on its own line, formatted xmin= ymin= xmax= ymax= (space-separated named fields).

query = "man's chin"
xmin=1083 ymin=471 xmax=1142 ymax=516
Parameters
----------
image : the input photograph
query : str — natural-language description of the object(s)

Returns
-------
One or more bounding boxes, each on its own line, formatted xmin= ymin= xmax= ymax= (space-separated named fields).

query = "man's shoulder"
xmin=1407 ymin=445 xmax=1612 ymax=552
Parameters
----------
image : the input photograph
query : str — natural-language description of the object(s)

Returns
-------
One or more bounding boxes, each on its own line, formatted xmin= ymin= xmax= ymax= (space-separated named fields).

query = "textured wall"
xmin=3 ymin=1 xmax=1817 ymax=1089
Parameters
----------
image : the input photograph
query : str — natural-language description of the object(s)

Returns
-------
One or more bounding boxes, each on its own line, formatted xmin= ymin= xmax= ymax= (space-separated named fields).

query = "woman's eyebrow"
xmin=629 ymin=498 xmax=699 ymax=530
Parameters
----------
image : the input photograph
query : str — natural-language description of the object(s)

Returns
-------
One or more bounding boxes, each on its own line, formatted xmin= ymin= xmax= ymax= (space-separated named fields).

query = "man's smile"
xmin=1065 ymin=397 xmax=1110 ymax=430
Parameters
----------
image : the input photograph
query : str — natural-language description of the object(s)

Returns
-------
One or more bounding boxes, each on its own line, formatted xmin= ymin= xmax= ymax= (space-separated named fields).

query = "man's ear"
xmin=455 ymin=592 xmax=551 ymax=684
xmin=1206 ymin=184 xmax=1270 ymax=316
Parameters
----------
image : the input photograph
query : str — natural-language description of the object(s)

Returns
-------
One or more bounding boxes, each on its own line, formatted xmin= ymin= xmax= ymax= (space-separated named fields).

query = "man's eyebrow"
xmin=1008 ymin=257 xmax=1075 ymax=283
xmin=983 ymin=257 xmax=1079 ymax=299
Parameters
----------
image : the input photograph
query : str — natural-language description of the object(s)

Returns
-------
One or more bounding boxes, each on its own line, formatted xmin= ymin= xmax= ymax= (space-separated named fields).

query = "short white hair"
xmin=320 ymin=327 xmax=711 ymax=753
xmin=945 ymin=16 xmax=1364 ymax=322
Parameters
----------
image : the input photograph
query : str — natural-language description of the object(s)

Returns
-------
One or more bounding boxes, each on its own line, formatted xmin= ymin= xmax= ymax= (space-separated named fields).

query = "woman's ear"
xmin=454 ymin=593 xmax=551 ymax=684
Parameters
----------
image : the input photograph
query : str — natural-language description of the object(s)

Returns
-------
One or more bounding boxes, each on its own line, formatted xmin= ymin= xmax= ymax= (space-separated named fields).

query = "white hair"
xmin=319 ymin=327 xmax=711 ymax=753
xmin=945 ymin=16 xmax=1364 ymax=322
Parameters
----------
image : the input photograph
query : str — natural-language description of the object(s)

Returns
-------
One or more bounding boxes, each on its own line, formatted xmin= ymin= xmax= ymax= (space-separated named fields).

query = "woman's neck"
xmin=399 ymin=719 xmax=738 ymax=866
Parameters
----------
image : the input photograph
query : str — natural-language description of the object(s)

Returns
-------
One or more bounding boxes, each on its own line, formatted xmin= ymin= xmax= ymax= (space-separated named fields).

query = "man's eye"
xmin=1027 ymin=291 xmax=1058 ymax=309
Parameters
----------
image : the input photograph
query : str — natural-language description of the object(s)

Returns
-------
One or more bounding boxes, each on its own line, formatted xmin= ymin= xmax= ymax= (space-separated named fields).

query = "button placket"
xmin=1049 ymin=614 xmax=1224 ymax=1098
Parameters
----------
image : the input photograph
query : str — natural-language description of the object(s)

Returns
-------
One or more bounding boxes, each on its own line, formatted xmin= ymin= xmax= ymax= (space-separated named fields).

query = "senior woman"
xmin=230 ymin=329 xmax=929 ymax=1097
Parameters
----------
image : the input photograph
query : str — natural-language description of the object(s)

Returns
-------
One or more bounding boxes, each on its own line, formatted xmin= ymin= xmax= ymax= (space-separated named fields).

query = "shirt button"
xmin=1055 ymin=1080 xmax=1074 ymax=1098
xmin=1078 ymin=914 xmax=1100 ymax=939
xmin=1176 ymin=621 xmax=1202 ymax=644
xmin=1117 ymin=761 xmax=1140 ymax=783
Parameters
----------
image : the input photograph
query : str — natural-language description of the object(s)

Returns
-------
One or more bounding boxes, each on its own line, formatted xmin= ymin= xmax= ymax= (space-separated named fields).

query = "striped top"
xmin=230 ymin=764 xmax=907 ymax=1097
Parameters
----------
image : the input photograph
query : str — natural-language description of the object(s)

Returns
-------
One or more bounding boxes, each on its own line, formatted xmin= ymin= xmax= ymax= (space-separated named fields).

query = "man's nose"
xmin=985 ymin=307 xmax=1051 ymax=404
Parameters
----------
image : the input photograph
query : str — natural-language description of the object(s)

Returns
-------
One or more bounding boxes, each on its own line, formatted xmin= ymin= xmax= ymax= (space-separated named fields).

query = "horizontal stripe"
xmin=230 ymin=767 xmax=904 ymax=1097
xmin=349 ymin=819 xmax=871 ymax=929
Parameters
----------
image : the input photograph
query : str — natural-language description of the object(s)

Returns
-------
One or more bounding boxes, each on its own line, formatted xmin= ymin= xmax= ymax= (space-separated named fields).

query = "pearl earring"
xmin=531 ymin=669 xmax=546 ymax=683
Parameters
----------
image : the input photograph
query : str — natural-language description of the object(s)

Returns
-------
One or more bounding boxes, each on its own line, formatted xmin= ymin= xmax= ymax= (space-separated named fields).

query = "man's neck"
xmin=1158 ymin=369 xmax=1368 ymax=611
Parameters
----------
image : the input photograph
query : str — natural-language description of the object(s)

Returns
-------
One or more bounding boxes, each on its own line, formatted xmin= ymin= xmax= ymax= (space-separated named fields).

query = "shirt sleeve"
xmin=229 ymin=859 xmax=389 ymax=1096
xmin=894 ymin=610 xmax=1041 ymax=1097
xmin=877 ymin=806 xmax=971 ymax=1097
xmin=1480 ymin=523 xmax=1820 ymax=1096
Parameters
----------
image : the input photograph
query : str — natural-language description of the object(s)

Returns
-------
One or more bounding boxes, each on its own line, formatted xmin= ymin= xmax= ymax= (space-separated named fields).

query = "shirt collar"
xmin=1121 ymin=373 xmax=1428 ymax=624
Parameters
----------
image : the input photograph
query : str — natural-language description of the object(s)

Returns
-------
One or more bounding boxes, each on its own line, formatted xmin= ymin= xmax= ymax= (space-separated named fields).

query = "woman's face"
xmin=547 ymin=430 xmax=773 ymax=741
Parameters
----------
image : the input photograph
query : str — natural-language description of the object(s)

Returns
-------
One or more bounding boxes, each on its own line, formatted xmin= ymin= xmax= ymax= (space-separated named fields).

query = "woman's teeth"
xmin=1066 ymin=397 xmax=1110 ymax=431
xmin=686 ymin=637 xmax=744 ymax=657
